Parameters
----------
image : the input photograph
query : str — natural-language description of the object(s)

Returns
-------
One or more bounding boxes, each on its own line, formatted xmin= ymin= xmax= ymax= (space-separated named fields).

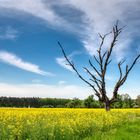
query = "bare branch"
xmin=111 ymin=55 xmax=140 ymax=103
xmin=84 ymin=67 xmax=102 ymax=90
xmin=107 ymin=59 xmax=112 ymax=65
xmin=102 ymin=51 xmax=107 ymax=61
xmin=120 ymin=54 xmax=140 ymax=85
xmin=94 ymin=55 xmax=100 ymax=65
xmin=98 ymin=31 xmax=112 ymax=52
xmin=89 ymin=59 xmax=101 ymax=77
xmin=58 ymin=42 xmax=99 ymax=94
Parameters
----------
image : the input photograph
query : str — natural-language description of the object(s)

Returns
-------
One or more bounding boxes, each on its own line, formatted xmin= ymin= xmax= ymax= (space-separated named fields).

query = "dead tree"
xmin=58 ymin=22 xmax=140 ymax=111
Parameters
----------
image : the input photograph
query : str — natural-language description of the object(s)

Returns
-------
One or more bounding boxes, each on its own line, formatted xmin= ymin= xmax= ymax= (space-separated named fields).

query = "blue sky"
xmin=0 ymin=0 xmax=140 ymax=99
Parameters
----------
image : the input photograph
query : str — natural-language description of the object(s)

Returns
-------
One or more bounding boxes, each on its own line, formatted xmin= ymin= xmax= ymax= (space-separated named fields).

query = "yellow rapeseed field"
xmin=0 ymin=108 xmax=140 ymax=140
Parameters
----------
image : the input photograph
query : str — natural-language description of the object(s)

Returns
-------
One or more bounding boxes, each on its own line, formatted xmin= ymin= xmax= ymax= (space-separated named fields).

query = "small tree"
xmin=58 ymin=22 xmax=140 ymax=111
xmin=136 ymin=95 xmax=140 ymax=107
xmin=84 ymin=95 xmax=100 ymax=108
xmin=66 ymin=98 xmax=82 ymax=108
xmin=121 ymin=94 xmax=133 ymax=108
xmin=84 ymin=95 xmax=95 ymax=108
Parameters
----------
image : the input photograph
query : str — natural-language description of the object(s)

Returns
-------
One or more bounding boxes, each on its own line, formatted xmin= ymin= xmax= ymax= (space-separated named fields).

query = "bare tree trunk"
xmin=104 ymin=101 xmax=110 ymax=111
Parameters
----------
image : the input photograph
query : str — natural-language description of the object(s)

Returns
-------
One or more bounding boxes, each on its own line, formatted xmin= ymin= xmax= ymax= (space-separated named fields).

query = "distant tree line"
xmin=0 ymin=94 xmax=140 ymax=108
xmin=0 ymin=97 xmax=70 ymax=108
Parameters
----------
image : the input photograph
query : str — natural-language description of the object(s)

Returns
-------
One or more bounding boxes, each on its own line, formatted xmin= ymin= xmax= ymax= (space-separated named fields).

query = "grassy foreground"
xmin=0 ymin=108 xmax=139 ymax=140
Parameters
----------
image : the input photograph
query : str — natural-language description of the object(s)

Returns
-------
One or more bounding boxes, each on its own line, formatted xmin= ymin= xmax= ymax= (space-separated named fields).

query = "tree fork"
xmin=58 ymin=21 xmax=140 ymax=111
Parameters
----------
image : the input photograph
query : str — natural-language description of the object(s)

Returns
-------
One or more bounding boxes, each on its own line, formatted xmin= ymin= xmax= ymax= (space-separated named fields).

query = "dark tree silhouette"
xmin=58 ymin=22 xmax=140 ymax=111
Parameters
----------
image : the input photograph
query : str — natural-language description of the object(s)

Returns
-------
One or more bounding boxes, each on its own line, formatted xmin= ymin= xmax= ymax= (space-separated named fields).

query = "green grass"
xmin=84 ymin=120 xmax=140 ymax=140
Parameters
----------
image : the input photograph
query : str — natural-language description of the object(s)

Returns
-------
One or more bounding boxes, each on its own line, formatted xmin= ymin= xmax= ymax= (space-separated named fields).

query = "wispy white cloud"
xmin=0 ymin=82 xmax=139 ymax=99
xmin=0 ymin=0 xmax=140 ymax=60
xmin=0 ymin=51 xmax=54 ymax=76
xmin=0 ymin=0 xmax=73 ymax=30
xmin=56 ymin=57 xmax=73 ymax=72
xmin=0 ymin=83 xmax=91 ymax=99
xmin=0 ymin=26 xmax=18 ymax=40
xmin=62 ymin=0 xmax=140 ymax=60
xmin=55 ymin=0 xmax=140 ymax=60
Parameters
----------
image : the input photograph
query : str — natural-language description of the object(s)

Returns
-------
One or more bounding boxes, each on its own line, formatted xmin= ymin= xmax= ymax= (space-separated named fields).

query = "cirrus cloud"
xmin=1 ymin=0 xmax=140 ymax=60
xmin=0 ymin=51 xmax=54 ymax=76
